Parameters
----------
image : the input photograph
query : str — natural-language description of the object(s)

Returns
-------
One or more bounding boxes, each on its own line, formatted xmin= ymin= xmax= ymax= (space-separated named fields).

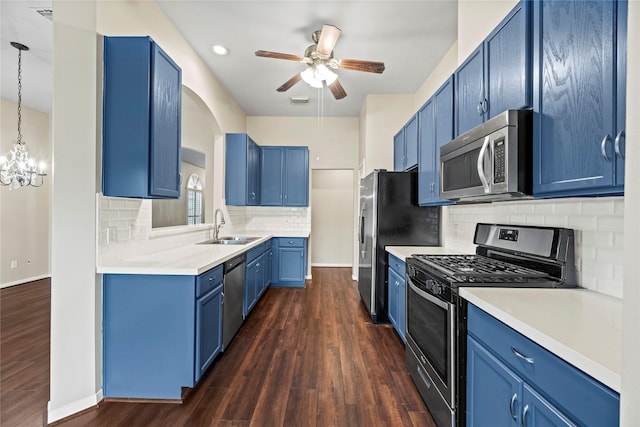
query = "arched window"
xmin=186 ymin=174 xmax=203 ymax=225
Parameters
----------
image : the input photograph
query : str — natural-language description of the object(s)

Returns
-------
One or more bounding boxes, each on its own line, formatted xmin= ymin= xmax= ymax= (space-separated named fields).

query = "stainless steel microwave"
xmin=440 ymin=109 xmax=532 ymax=202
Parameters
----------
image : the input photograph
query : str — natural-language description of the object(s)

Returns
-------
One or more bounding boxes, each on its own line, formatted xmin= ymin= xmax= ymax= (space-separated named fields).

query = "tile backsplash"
xmin=225 ymin=205 xmax=311 ymax=233
xmin=442 ymin=197 xmax=624 ymax=298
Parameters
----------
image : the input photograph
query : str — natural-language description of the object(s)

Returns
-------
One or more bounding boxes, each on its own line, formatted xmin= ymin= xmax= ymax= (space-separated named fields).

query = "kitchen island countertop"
xmin=460 ymin=287 xmax=622 ymax=393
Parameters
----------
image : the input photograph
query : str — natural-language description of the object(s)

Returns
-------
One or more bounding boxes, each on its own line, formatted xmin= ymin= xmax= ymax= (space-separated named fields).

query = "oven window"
xmin=407 ymin=283 xmax=448 ymax=380
xmin=442 ymin=147 xmax=482 ymax=192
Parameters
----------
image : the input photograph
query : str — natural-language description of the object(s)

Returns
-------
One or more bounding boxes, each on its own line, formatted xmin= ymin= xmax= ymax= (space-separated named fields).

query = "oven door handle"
xmin=408 ymin=279 xmax=450 ymax=310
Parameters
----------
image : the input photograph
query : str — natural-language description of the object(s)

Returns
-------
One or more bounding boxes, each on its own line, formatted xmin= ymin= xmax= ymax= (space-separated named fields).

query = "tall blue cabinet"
xmin=532 ymin=0 xmax=627 ymax=197
xmin=455 ymin=1 xmax=531 ymax=136
xmin=102 ymin=36 xmax=182 ymax=199
xmin=225 ymin=133 xmax=261 ymax=205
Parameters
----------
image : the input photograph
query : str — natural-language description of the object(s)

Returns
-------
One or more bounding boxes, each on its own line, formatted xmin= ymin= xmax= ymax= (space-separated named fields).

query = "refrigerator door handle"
xmin=359 ymin=207 xmax=365 ymax=245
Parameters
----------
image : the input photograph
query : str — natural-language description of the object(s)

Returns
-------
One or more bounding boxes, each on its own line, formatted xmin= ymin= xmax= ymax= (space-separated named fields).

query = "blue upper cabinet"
xmin=102 ymin=36 xmax=182 ymax=199
xmin=418 ymin=76 xmax=454 ymax=206
xmin=455 ymin=1 xmax=531 ymax=136
xmin=532 ymin=0 xmax=625 ymax=197
xmin=394 ymin=115 xmax=419 ymax=171
xmin=260 ymin=146 xmax=309 ymax=207
xmin=393 ymin=128 xmax=405 ymax=171
xmin=260 ymin=147 xmax=284 ymax=206
xmin=225 ymin=133 xmax=260 ymax=206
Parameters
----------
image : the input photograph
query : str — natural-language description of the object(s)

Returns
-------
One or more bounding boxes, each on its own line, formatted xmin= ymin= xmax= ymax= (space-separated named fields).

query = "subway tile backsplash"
xmin=442 ymin=197 xmax=624 ymax=298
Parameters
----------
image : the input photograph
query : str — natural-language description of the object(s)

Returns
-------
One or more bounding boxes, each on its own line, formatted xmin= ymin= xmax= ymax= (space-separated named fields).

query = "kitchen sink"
xmin=198 ymin=236 xmax=260 ymax=245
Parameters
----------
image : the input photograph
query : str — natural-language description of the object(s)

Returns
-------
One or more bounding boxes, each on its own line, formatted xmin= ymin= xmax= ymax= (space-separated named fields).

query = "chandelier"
xmin=0 ymin=42 xmax=46 ymax=189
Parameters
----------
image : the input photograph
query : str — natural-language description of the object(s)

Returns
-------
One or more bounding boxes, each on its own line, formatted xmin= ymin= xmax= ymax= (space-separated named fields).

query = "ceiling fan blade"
xmin=255 ymin=50 xmax=305 ymax=62
xmin=328 ymin=79 xmax=347 ymax=100
xmin=338 ymin=58 xmax=386 ymax=74
xmin=316 ymin=25 xmax=342 ymax=57
xmin=277 ymin=73 xmax=302 ymax=92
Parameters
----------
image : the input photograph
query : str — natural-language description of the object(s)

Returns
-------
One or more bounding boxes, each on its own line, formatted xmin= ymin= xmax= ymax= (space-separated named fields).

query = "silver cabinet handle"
xmin=601 ymin=134 xmax=612 ymax=161
xmin=509 ymin=393 xmax=518 ymax=421
xmin=482 ymin=99 xmax=488 ymax=113
xmin=477 ymin=102 xmax=483 ymax=115
xmin=615 ymin=130 xmax=625 ymax=159
xmin=511 ymin=347 xmax=534 ymax=364
xmin=477 ymin=135 xmax=491 ymax=193
xmin=522 ymin=404 xmax=530 ymax=427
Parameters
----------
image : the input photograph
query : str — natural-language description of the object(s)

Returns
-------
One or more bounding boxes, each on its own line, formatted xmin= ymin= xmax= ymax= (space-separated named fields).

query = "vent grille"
xmin=35 ymin=8 xmax=53 ymax=21
xmin=290 ymin=96 xmax=309 ymax=105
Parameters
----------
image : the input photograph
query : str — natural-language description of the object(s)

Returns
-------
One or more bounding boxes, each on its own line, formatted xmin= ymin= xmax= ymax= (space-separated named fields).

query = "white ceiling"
xmin=0 ymin=1 xmax=458 ymax=117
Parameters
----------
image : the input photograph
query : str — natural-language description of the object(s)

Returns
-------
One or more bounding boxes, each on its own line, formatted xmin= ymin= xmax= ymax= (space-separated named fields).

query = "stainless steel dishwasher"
xmin=222 ymin=253 xmax=246 ymax=351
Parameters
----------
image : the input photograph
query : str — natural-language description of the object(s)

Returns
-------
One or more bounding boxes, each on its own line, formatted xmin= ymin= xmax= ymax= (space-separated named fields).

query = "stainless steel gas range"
xmin=405 ymin=223 xmax=577 ymax=427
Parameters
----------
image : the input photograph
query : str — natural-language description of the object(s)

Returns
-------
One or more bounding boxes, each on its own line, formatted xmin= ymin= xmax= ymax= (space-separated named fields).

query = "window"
xmin=186 ymin=174 xmax=203 ymax=225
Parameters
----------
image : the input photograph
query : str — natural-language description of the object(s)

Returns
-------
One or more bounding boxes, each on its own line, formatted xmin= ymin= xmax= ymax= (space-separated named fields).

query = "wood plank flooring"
xmin=1 ymin=268 xmax=435 ymax=426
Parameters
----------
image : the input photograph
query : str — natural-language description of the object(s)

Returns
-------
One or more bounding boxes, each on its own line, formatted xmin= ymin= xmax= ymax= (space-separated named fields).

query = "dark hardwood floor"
xmin=1 ymin=268 xmax=434 ymax=426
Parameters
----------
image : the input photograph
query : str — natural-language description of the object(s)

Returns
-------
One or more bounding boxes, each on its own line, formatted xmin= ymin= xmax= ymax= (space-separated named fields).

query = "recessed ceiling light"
xmin=212 ymin=44 xmax=229 ymax=56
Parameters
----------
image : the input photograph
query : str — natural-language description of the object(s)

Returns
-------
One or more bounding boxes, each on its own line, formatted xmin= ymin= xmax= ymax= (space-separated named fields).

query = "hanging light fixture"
xmin=0 ymin=42 xmax=46 ymax=189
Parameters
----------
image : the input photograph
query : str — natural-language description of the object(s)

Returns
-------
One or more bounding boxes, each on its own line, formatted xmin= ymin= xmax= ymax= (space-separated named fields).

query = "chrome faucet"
xmin=213 ymin=208 xmax=225 ymax=240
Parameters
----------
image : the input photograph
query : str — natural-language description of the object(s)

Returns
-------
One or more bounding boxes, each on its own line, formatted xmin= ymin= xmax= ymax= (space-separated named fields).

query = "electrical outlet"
xmin=10 ymin=260 xmax=18 ymax=269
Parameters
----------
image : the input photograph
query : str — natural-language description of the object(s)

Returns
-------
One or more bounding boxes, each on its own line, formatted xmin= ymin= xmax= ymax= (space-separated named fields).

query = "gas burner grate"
xmin=412 ymin=254 xmax=551 ymax=283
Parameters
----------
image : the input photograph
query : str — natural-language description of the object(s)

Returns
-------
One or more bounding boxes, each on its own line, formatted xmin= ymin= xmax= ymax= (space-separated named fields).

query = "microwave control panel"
xmin=493 ymin=138 xmax=506 ymax=183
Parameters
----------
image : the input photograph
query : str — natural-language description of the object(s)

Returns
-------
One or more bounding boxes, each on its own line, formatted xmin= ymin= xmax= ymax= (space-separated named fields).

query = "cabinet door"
xmin=195 ymin=285 xmax=222 ymax=382
xmin=418 ymin=99 xmax=435 ymax=205
xmin=432 ymin=77 xmax=455 ymax=205
xmin=398 ymin=275 xmax=406 ymax=343
xmin=455 ymin=46 xmax=485 ymax=136
xmin=387 ymin=268 xmax=401 ymax=330
xmin=278 ymin=248 xmax=304 ymax=282
xmin=265 ymin=249 xmax=273 ymax=288
xmin=247 ymin=138 xmax=260 ymax=205
xmin=467 ymin=336 xmax=522 ymax=427
xmin=533 ymin=0 xmax=617 ymax=196
xmin=284 ymin=147 xmax=309 ymax=206
xmin=615 ymin=0 xmax=627 ymax=187
xmin=393 ymin=129 xmax=405 ymax=171
xmin=485 ymin=0 xmax=531 ymax=119
xmin=404 ymin=115 xmax=419 ymax=170
xmin=261 ymin=147 xmax=284 ymax=206
xmin=245 ymin=258 xmax=259 ymax=316
xmin=149 ymin=43 xmax=182 ymax=198
xmin=522 ymin=384 xmax=577 ymax=427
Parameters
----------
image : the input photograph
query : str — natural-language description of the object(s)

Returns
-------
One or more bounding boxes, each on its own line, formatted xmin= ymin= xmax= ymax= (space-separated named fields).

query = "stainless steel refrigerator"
xmin=358 ymin=169 xmax=440 ymax=322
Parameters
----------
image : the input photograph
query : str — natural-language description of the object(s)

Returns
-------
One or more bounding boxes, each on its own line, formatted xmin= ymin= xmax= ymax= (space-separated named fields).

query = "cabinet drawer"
xmin=278 ymin=238 xmax=304 ymax=248
xmin=196 ymin=265 xmax=223 ymax=298
xmin=388 ymin=254 xmax=405 ymax=277
xmin=246 ymin=243 xmax=266 ymax=263
xmin=468 ymin=304 xmax=619 ymax=427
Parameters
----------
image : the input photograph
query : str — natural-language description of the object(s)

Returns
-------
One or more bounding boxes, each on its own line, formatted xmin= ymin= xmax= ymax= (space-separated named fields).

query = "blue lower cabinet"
xmin=103 ymin=266 xmax=223 ymax=399
xmin=244 ymin=241 xmax=272 ymax=317
xmin=387 ymin=254 xmax=406 ymax=343
xmin=467 ymin=304 xmax=619 ymax=427
xmin=271 ymin=237 xmax=307 ymax=287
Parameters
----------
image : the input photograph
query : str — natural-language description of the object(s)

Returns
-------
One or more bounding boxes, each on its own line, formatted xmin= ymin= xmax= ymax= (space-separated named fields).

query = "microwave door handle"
xmin=477 ymin=135 xmax=491 ymax=193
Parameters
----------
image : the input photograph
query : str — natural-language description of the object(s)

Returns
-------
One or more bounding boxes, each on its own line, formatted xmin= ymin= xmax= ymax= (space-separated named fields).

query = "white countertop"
xmin=385 ymin=246 xmax=467 ymax=261
xmin=97 ymin=230 xmax=310 ymax=276
xmin=460 ymin=287 xmax=622 ymax=392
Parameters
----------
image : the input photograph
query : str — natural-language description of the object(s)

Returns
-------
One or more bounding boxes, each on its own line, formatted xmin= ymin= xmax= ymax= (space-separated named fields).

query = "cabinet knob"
xmin=209 ymin=277 xmax=213 ymax=282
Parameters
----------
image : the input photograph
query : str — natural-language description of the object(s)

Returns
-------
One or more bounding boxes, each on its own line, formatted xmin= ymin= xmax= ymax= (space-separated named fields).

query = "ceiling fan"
xmin=255 ymin=24 xmax=385 ymax=100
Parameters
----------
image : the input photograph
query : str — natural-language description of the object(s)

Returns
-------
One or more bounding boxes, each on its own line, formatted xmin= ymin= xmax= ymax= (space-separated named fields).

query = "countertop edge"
xmin=459 ymin=288 xmax=621 ymax=393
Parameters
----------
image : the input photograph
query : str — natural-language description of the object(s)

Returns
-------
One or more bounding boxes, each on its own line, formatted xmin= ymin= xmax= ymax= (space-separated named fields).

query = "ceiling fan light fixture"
xmin=301 ymin=64 xmax=337 ymax=88
xmin=300 ymin=67 xmax=323 ymax=88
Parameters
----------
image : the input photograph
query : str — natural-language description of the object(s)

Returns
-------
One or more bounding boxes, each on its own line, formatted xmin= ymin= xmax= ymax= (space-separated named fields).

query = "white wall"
xmin=49 ymin=0 xmax=248 ymax=423
xmin=621 ymin=0 xmax=640 ymax=424
xmin=414 ymin=41 xmax=459 ymax=109
xmin=0 ymin=99 xmax=51 ymax=287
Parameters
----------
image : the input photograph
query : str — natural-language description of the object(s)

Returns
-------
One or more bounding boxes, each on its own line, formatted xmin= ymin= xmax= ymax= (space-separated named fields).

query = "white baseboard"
xmin=0 ymin=274 xmax=50 ymax=289
xmin=352 ymin=274 xmax=358 ymax=281
xmin=47 ymin=389 xmax=103 ymax=424
xmin=311 ymin=263 xmax=353 ymax=267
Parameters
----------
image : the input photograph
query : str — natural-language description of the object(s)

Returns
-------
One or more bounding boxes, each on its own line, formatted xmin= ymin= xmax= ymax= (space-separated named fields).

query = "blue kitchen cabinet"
xmin=245 ymin=254 xmax=263 ymax=316
xmin=387 ymin=253 xmax=406 ymax=343
xmin=103 ymin=265 xmax=223 ymax=399
xmin=271 ymin=237 xmax=307 ymax=287
xmin=418 ymin=76 xmax=454 ymax=206
xmin=532 ymin=0 xmax=626 ymax=197
xmin=264 ymin=239 xmax=273 ymax=293
xmin=226 ymin=133 xmax=260 ymax=206
xmin=393 ymin=115 xmax=418 ymax=171
xmin=455 ymin=1 xmax=531 ymax=136
xmin=102 ymin=36 xmax=181 ymax=199
xmin=467 ymin=304 xmax=619 ymax=427
xmin=260 ymin=146 xmax=309 ymax=207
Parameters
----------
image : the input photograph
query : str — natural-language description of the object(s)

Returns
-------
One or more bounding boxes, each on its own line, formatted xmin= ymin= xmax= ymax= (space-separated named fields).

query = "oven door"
xmin=406 ymin=276 xmax=456 ymax=407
